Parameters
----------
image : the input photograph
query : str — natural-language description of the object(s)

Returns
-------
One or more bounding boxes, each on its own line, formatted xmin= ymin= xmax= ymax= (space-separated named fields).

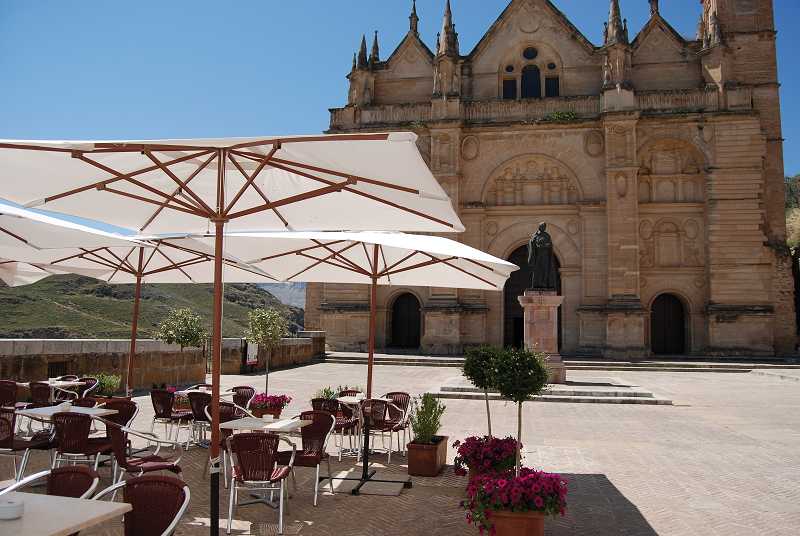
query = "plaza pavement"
xmin=5 ymin=361 xmax=800 ymax=535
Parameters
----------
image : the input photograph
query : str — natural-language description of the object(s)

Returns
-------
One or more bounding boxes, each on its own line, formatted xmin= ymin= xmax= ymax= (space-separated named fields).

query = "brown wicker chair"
xmin=338 ymin=389 xmax=362 ymax=398
xmin=150 ymin=389 xmax=191 ymax=444
xmin=332 ymin=400 xmax=359 ymax=462
xmin=52 ymin=412 xmax=111 ymax=470
xmin=276 ymin=410 xmax=335 ymax=507
xmin=202 ymin=401 xmax=251 ymax=487
xmin=360 ymin=398 xmax=395 ymax=463
xmin=29 ymin=381 xmax=54 ymax=408
xmin=93 ymin=475 xmax=190 ymax=536
xmin=0 ymin=466 xmax=100 ymax=500
xmin=229 ymin=386 xmax=256 ymax=409
xmin=0 ymin=407 xmax=52 ymax=481
xmin=188 ymin=391 xmax=211 ymax=446
xmin=77 ymin=377 xmax=99 ymax=399
xmin=0 ymin=380 xmax=28 ymax=414
xmin=383 ymin=391 xmax=412 ymax=456
xmin=102 ymin=399 xmax=139 ymax=433
xmin=107 ymin=423 xmax=182 ymax=484
xmin=310 ymin=398 xmax=339 ymax=414
xmin=227 ymin=432 xmax=294 ymax=534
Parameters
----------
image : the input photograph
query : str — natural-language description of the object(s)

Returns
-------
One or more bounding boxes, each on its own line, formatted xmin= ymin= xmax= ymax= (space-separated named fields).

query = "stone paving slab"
xmin=3 ymin=363 xmax=798 ymax=535
xmin=750 ymin=369 xmax=800 ymax=382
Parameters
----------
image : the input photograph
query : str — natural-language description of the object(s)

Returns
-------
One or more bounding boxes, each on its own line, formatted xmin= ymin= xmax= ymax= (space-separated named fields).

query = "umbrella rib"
xmin=222 ymin=260 xmax=278 ymax=282
xmin=310 ymin=240 xmax=370 ymax=276
xmin=382 ymin=256 xmax=459 ymax=278
xmin=138 ymin=152 xmax=218 ymax=231
xmin=0 ymin=225 xmax=30 ymax=245
xmin=100 ymin=186 xmax=204 ymax=217
xmin=269 ymin=156 xmax=420 ymax=195
xmin=226 ymin=181 xmax=352 ymax=220
xmin=378 ymin=245 xmax=392 ymax=284
xmin=419 ymin=253 xmax=497 ymax=288
xmin=43 ymin=150 xmax=213 ymax=205
xmin=252 ymin=241 xmax=348 ymax=262
xmin=148 ymin=247 xmax=195 ymax=281
xmin=378 ymin=250 xmax=420 ymax=277
xmin=286 ymin=243 xmax=364 ymax=280
xmin=101 ymin=246 xmax=138 ymax=274
xmin=224 ymin=147 xmax=278 ymax=215
xmin=144 ymin=151 xmax=216 ymax=215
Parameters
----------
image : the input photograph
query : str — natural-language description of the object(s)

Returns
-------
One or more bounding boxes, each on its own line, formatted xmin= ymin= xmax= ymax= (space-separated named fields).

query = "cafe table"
xmin=0 ymin=491 xmax=131 ymax=536
xmin=17 ymin=380 xmax=85 ymax=403
xmin=219 ymin=417 xmax=311 ymax=434
xmin=16 ymin=405 xmax=118 ymax=422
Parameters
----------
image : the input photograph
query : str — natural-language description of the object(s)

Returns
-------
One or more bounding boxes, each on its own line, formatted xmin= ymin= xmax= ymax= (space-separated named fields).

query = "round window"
xmin=547 ymin=62 xmax=557 ymax=70
xmin=523 ymin=47 xmax=538 ymax=60
xmin=505 ymin=65 xmax=515 ymax=73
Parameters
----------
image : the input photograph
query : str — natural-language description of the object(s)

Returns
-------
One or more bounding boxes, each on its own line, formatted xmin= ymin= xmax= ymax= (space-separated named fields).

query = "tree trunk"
xmin=264 ymin=347 xmax=270 ymax=394
xmin=515 ymin=402 xmax=522 ymax=476
xmin=484 ymin=388 xmax=492 ymax=436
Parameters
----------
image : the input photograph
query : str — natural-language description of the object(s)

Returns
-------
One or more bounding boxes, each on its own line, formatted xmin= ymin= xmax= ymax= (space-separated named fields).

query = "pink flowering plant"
xmin=250 ymin=393 xmax=292 ymax=410
xmin=463 ymin=468 xmax=568 ymax=534
xmin=453 ymin=436 xmax=520 ymax=476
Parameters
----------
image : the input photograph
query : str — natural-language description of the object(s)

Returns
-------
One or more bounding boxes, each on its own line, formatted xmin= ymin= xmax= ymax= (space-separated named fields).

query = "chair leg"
xmin=327 ymin=457 xmax=334 ymax=495
xmin=388 ymin=432 xmax=392 ymax=464
xmin=222 ymin=451 xmax=228 ymax=489
xmin=313 ymin=464 xmax=320 ymax=506
xmin=291 ymin=468 xmax=297 ymax=492
xmin=278 ymin=481 xmax=285 ymax=535
xmin=226 ymin=484 xmax=236 ymax=534
xmin=17 ymin=450 xmax=31 ymax=481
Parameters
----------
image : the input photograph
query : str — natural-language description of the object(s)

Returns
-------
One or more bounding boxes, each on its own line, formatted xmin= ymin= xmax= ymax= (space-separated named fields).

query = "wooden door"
xmin=650 ymin=294 xmax=686 ymax=355
xmin=391 ymin=293 xmax=421 ymax=349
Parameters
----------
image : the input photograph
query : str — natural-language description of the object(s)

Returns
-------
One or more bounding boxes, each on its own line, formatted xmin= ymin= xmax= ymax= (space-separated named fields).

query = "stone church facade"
xmin=305 ymin=0 xmax=796 ymax=358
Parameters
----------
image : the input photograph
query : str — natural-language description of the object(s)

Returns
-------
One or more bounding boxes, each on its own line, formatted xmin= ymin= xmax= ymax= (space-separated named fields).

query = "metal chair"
xmin=227 ymin=432 xmax=295 ymax=535
xmin=338 ymin=389 xmax=362 ymax=398
xmin=203 ymin=401 xmax=253 ymax=488
xmin=276 ymin=410 xmax=335 ymax=507
xmin=0 ymin=466 xmax=99 ymax=499
xmin=51 ymin=412 xmax=110 ymax=470
xmin=105 ymin=422 xmax=182 ymax=484
xmin=310 ymin=398 xmax=339 ymax=413
xmin=29 ymin=382 xmax=56 ymax=407
xmin=150 ymin=389 xmax=191 ymax=445
xmin=229 ymin=385 xmax=256 ymax=409
xmin=382 ymin=392 xmax=412 ymax=456
xmin=187 ymin=391 xmax=212 ymax=447
xmin=93 ymin=475 xmax=190 ymax=536
xmin=0 ymin=407 xmax=52 ymax=481
xmin=77 ymin=377 xmax=99 ymax=399
xmin=360 ymin=399 xmax=393 ymax=463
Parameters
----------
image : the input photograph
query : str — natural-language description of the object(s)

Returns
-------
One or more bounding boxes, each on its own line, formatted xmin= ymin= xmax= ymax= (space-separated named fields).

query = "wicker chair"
xmin=101 ymin=399 xmax=139 ymax=433
xmin=29 ymin=382 xmax=55 ymax=408
xmin=203 ymin=401 xmax=252 ymax=488
xmin=52 ymin=412 xmax=111 ymax=470
xmin=229 ymin=386 xmax=256 ymax=409
xmin=56 ymin=375 xmax=79 ymax=381
xmin=330 ymin=399 xmax=359 ymax=462
xmin=338 ymin=389 xmax=362 ymax=398
xmin=382 ymin=392 xmax=412 ymax=456
xmin=77 ymin=377 xmax=99 ymax=399
xmin=0 ymin=407 xmax=52 ymax=481
xmin=276 ymin=410 xmax=335 ymax=507
xmin=150 ymin=390 xmax=191 ymax=444
xmin=0 ymin=466 xmax=99 ymax=499
xmin=106 ymin=423 xmax=182 ymax=484
xmin=188 ymin=391 xmax=212 ymax=446
xmin=0 ymin=380 xmax=28 ymax=415
xmin=227 ymin=432 xmax=294 ymax=534
xmin=93 ymin=475 xmax=190 ymax=536
xmin=360 ymin=399 xmax=394 ymax=463
xmin=310 ymin=398 xmax=339 ymax=414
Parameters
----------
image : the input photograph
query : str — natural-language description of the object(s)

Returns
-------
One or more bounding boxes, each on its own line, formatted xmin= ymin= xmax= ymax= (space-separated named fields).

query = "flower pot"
xmin=252 ymin=407 xmax=282 ymax=419
xmin=491 ymin=510 xmax=545 ymax=536
xmin=407 ymin=435 xmax=448 ymax=477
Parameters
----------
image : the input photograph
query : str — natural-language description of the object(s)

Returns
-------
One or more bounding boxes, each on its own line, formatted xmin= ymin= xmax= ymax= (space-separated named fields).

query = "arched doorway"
xmin=390 ymin=293 xmax=421 ymax=349
xmin=650 ymin=293 xmax=686 ymax=355
xmin=503 ymin=246 xmax=561 ymax=349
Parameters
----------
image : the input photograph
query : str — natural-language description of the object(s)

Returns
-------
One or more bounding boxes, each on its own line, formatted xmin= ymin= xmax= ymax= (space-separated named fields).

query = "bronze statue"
xmin=528 ymin=222 xmax=558 ymax=290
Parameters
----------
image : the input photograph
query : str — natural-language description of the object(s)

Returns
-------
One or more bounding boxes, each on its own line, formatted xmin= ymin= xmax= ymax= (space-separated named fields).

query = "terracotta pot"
xmin=251 ymin=407 xmax=282 ymax=419
xmin=407 ymin=435 xmax=448 ymax=477
xmin=491 ymin=510 xmax=545 ymax=536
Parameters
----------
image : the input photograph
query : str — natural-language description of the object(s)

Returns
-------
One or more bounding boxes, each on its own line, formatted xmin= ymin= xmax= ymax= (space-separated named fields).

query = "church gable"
xmin=632 ymin=18 xmax=687 ymax=65
xmin=383 ymin=35 xmax=434 ymax=78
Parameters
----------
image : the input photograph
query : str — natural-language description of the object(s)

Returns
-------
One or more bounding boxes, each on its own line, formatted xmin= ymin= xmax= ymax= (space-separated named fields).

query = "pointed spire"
xmin=649 ymin=0 xmax=659 ymax=17
xmin=352 ymin=52 xmax=357 ymax=72
xmin=605 ymin=0 xmax=628 ymax=46
xmin=437 ymin=0 xmax=459 ymax=57
xmin=357 ymin=34 xmax=368 ymax=70
xmin=409 ymin=0 xmax=419 ymax=35
xmin=369 ymin=31 xmax=380 ymax=67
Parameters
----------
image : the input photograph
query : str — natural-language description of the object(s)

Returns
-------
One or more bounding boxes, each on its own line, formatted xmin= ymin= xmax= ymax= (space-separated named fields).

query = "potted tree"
xmin=406 ymin=393 xmax=447 ymax=477
xmin=155 ymin=308 xmax=208 ymax=351
xmin=462 ymin=346 xmax=499 ymax=436
xmin=249 ymin=393 xmax=292 ymax=418
xmin=244 ymin=308 xmax=288 ymax=393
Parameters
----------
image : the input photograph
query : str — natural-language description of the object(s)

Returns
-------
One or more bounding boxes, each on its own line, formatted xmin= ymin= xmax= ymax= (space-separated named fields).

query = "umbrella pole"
xmin=209 ymin=220 xmax=225 ymax=535
xmin=126 ymin=249 xmax=144 ymax=397
xmin=360 ymin=275 xmax=377 ymax=483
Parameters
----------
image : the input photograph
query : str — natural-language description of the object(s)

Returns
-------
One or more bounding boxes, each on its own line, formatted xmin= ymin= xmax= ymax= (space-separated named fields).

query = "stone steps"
xmin=429 ymin=386 xmax=672 ymax=405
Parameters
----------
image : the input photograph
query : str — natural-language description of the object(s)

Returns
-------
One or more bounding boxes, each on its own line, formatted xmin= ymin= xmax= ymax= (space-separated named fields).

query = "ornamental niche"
xmin=638 ymin=139 xmax=706 ymax=203
xmin=484 ymin=155 xmax=581 ymax=207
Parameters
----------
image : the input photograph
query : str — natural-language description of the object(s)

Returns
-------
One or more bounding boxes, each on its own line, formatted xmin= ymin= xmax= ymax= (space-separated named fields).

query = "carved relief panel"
xmin=639 ymin=218 xmax=704 ymax=269
xmin=638 ymin=139 xmax=706 ymax=203
xmin=485 ymin=155 xmax=581 ymax=207
xmin=432 ymin=133 xmax=456 ymax=174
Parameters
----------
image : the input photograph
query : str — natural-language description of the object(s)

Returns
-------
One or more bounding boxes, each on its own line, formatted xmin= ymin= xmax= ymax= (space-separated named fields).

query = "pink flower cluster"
xmin=453 ymin=436 xmax=520 ymax=476
xmin=250 ymin=393 xmax=292 ymax=409
xmin=463 ymin=468 xmax=568 ymax=534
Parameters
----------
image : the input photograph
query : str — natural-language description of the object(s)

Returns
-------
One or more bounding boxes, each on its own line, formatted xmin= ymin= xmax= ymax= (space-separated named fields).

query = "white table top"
xmin=337 ymin=396 xmax=390 ymax=405
xmin=16 ymin=405 xmax=118 ymax=421
xmin=17 ymin=380 xmax=84 ymax=389
xmin=175 ymin=389 xmax=233 ymax=397
xmin=0 ymin=491 xmax=131 ymax=536
xmin=219 ymin=417 xmax=311 ymax=433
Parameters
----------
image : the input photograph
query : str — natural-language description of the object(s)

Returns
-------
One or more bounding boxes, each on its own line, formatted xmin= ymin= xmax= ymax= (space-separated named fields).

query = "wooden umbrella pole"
xmin=126 ymin=248 xmax=144 ymax=396
xmin=209 ymin=220 xmax=224 ymax=535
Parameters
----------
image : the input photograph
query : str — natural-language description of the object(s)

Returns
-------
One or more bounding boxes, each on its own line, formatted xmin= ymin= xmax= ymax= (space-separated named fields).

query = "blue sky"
xmin=1 ymin=0 xmax=799 ymax=175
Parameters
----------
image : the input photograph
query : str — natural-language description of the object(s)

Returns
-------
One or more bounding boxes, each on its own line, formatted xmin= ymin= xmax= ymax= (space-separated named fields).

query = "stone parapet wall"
xmin=0 ymin=333 xmax=326 ymax=390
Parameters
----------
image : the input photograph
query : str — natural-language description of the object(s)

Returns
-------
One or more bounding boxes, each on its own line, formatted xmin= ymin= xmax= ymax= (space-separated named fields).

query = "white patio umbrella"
xmin=0 ymin=133 xmax=465 ymax=529
xmin=0 ymin=259 xmax=109 ymax=287
xmin=193 ymin=231 xmax=517 ymax=494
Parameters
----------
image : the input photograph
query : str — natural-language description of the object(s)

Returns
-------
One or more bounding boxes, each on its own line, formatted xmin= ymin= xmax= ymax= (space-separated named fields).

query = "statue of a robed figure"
xmin=527 ymin=222 xmax=558 ymax=291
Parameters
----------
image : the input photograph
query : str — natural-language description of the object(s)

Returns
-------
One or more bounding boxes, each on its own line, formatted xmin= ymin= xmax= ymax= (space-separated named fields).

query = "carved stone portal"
xmin=485 ymin=155 xmax=581 ymax=206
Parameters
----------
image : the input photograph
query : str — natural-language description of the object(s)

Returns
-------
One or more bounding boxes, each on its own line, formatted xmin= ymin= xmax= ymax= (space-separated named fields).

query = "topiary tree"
xmin=494 ymin=346 xmax=549 ymax=475
xmin=244 ymin=308 xmax=288 ymax=392
xmin=463 ymin=345 xmax=500 ymax=436
xmin=155 ymin=308 xmax=207 ymax=351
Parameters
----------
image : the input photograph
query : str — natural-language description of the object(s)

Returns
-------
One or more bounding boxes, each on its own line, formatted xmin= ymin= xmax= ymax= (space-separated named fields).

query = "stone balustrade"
xmin=463 ymin=95 xmax=602 ymax=123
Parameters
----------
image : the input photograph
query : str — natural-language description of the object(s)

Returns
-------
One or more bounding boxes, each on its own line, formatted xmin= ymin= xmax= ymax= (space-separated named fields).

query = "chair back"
xmin=48 ymin=466 xmax=98 ymax=498
xmin=0 ymin=407 xmax=16 ymax=449
xmin=122 ymin=475 xmax=189 ymax=536
xmin=310 ymin=398 xmax=339 ymax=414
xmin=102 ymin=399 xmax=138 ymax=436
xmin=188 ymin=392 xmax=211 ymax=422
xmin=77 ymin=377 xmax=99 ymax=398
xmin=230 ymin=386 xmax=255 ymax=409
xmin=338 ymin=389 xmax=361 ymax=398
xmin=228 ymin=432 xmax=280 ymax=482
xmin=298 ymin=410 xmax=335 ymax=457
xmin=384 ymin=392 xmax=411 ymax=422
xmin=191 ymin=383 xmax=213 ymax=391
xmin=0 ymin=380 xmax=17 ymax=408
xmin=29 ymin=382 xmax=52 ymax=407
xmin=56 ymin=375 xmax=79 ymax=381
xmin=53 ymin=412 xmax=91 ymax=454
xmin=360 ymin=399 xmax=389 ymax=428
xmin=107 ymin=423 xmax=131 ymax=469
xmin=150 ymin=389 xmax=175 ymax=419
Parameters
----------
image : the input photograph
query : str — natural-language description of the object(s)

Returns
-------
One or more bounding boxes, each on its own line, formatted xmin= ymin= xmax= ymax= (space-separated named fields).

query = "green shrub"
xmin=244 ymin=308 xmax=288 ymax=350
xmin=463 ymin=345 xmax=500 ymax=435
xmin=93 ymin=373 xmax=121 ymax=397
xmin=314 ymin=386 xmax=337 ymax=400
xmin=410 ymin=393 xmax=446 ymax=444
xmin=155 ymin=308 xmax=207 ymax=350
xmin=542 ymin=111 xmax=577 ymax=122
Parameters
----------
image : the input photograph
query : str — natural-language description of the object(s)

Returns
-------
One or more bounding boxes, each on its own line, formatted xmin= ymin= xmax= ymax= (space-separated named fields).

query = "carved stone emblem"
xmin=461 ymin=136 xmax=480 ymax=161
xmin=584 ymin=130 xmax=605 ymax=158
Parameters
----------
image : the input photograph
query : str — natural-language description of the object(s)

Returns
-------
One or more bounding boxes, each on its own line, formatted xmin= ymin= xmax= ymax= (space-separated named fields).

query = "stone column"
xmin=518 ymin=290 xmax=567 ymax=384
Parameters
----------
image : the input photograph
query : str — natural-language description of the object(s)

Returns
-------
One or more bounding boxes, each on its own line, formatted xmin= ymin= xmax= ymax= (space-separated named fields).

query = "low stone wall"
xmin=0 ymin=332 xmax=326 ymax=390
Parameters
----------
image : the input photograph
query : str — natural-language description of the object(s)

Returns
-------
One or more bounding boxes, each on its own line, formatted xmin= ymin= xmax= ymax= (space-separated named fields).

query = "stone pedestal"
xmin=518 ymin=290 xmax=567 ymax=384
